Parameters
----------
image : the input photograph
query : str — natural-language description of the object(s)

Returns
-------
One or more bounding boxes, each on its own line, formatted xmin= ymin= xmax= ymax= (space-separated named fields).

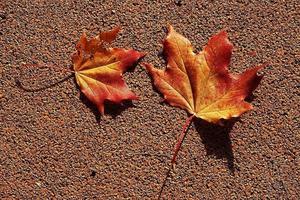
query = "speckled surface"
xmin=0 ymin=0 xmax=299 ymax=199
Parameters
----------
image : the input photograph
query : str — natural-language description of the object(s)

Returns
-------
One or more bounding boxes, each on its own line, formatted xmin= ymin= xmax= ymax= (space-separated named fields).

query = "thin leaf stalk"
xmin=17 ymin=62 xmax=74 ymax=92
xmin=171 ymin=114 xmax=195 ymax=165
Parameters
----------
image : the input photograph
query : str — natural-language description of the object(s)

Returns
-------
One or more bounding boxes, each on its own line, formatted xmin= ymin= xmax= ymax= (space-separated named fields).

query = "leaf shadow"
xmin=245 ymin=92 xmax=255 ymax=101
xmin=194 ymin=118 xmax=238 ymax=174
xmin=157 ymin=94 xmax=260 ymax=198
xmin=192 ymin=94 xmax=258 ymax=174
xmin=79 ymin=92 xmax=136 ymax=122
xmin=157 ymin=117 xmax=238 ymax=199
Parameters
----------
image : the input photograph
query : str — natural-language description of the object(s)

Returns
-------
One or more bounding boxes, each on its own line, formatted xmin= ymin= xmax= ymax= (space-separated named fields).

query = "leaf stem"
xmin=17 ymin=62 xmax=75 ymax=92
xmin=16 ymin=73 xmax=74 ymax=92
xmin=171 ymin=114 xmax=195 ymax=165
xmin=19 ymin=62 xmax=74 ymax=74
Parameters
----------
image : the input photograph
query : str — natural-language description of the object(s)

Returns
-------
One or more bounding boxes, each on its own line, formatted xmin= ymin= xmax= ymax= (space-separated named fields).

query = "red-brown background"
xmin=0 ymin=0 xmax=299 ymax=199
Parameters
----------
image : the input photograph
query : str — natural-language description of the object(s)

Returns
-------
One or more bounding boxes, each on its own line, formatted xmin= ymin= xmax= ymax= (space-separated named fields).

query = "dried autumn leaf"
xmin=144 ymin=25 xmax=264 ymax=164
xmin=72 ymin=27 xmax=145 ymax=114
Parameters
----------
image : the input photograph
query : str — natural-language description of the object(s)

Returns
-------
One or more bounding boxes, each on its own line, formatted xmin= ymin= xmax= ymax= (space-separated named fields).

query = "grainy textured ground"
xmin=0 ymin=0 xmax=299 ymax=199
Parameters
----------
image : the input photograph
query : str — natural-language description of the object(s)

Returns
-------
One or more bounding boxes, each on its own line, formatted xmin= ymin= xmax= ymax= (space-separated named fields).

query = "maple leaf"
xmin=143 ymin=25 xmax=264 ymax=164
xmin=72 ymin=27 xmax=145 ymax=114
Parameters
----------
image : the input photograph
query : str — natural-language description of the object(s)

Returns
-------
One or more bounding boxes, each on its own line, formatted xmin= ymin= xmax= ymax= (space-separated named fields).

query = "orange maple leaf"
xmin=72 ymin=27 xmax=145 ymax=114
xmin=144 ymin=25 xmax=264 ymax=164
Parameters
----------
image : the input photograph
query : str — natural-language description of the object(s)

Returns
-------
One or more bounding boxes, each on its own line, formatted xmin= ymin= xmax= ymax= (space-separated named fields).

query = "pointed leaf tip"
xmin=204 ymin=30 xmax=233 ymax=72
xmin=167 ymin=24 xmax=174 ymax=32
xmin=100 ymin=26 xmax=121 ymax=43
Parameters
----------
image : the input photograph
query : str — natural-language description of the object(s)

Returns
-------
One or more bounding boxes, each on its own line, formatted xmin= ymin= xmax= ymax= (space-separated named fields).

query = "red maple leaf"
xmin=72 ymin=27 xmax=145 ymax=113
xmin=144 ymin=25 xmax=264 ymax=164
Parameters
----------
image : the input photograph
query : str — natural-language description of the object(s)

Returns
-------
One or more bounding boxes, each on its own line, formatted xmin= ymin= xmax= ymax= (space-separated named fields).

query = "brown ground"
xmin=0 ymin=0 xmax=299 ymax=199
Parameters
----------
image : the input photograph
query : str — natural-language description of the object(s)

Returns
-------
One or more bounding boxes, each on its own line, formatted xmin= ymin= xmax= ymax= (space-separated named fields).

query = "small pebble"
xmin=174 ymin=0 xmax=183 ymax=6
